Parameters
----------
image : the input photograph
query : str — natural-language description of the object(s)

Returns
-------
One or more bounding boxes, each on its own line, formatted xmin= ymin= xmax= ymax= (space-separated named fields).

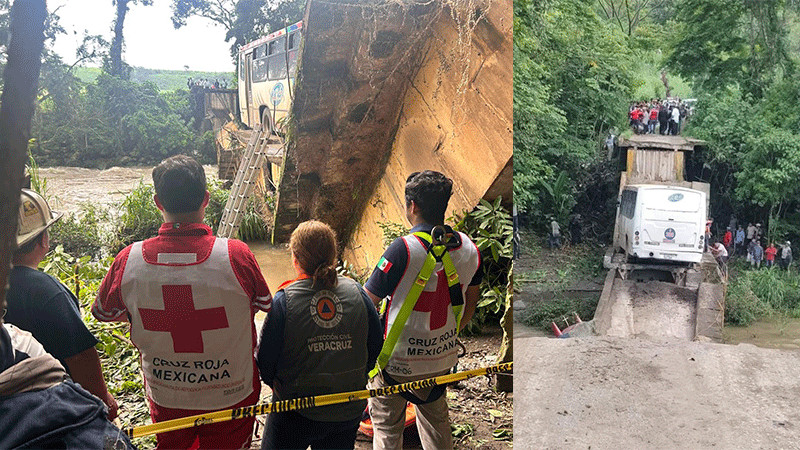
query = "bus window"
xmin=239 ymin=53 xmax=247 ymax=79
xmin=289 ymin=31 xmax=301 ymax=50
xmin=621 ymin=190 xmax=636 ymax=219
xmin=268 ymin=36 xmax=286 ymax=56
xmin=269 ymin=56 xmax=288 ymax=80
xmin=288 ymin=50 xmax=299 ymax=77
xmin=253 ymin=44 xmax=266 ymax=60
xmin=253 ymin=58 xmax=268 ymax=83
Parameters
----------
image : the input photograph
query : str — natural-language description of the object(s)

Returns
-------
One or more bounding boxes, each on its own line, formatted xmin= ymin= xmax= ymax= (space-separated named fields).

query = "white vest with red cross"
xmin=121 ymin=238 xmax=255 ymax=410
xmin=384 ymin=232 xmax=480 ymax=377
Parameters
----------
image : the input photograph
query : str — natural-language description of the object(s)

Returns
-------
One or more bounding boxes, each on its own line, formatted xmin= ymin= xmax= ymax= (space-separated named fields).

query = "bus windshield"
xmin=641 ymin=189 xmax=702 ymax=213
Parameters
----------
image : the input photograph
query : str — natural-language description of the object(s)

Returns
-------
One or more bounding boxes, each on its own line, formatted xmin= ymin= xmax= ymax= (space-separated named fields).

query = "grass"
xmin=73 ymin=66 xmax=235 ymax=92
xmin=517 ymin=232 xmax=605 ymax=331
xmin=110 ymin=183 xmax=163 ymax=253
xmin=631 ymin=52 xmax=693 ymax=101
xmin=725 ymin=258 xmax=800 ymax=326
xmin=522 ymin=292 xmax=601 ymax=332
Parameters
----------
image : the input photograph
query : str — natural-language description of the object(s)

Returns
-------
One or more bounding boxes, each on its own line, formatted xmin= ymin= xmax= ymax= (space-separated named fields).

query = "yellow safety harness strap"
xmin=123 ymin=362 xmax=512 ymax=438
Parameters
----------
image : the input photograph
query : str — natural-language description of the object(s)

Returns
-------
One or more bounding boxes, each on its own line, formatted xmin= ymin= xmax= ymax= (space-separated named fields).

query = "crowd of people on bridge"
xmin=1 ymin=157 xmax=483 ymax=449
xmin=629 ymin=98 xmax=693 ymax=136
xmin=710 ymin=216 xmax=793 ymax=272
xmin=188 ymin=77 xmax=229 ymax=90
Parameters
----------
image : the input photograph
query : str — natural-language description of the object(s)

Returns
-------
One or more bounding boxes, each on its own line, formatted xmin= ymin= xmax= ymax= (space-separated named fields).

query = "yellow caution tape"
xmin=123 ymin=361 xmax=512 ymax=438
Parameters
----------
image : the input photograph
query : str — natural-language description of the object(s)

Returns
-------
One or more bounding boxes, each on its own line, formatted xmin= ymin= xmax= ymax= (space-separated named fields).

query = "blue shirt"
xmin=5 ymin=266 xmax=98 ymax=374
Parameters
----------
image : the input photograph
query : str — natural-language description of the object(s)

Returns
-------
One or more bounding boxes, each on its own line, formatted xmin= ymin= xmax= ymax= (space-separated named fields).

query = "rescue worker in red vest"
xmin=92 ymin=155 xmax=272 ymax=449
xmin=256 ymin=220 xmax=382 ymax=449
xmin=364 ymin=171 xmax=482 ymax=450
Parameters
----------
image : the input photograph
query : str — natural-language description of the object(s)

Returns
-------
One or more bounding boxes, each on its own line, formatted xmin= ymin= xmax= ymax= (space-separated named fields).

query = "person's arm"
xmin=256 ymin=292 xmax=286 ymax=387
xmin=228 ymin=240 xmax=272 ymax=312
xmin=92 ymin=246 xmax=132 ymax=322
xmin=64 ymin=346 xmax=118 ymax=420
xmin=363 ymin=238 xmax=408 ymax=308
xmin=361 ymin=288 xmax=383 ymax=370
xmin=365 ymin=289 xmax=382 ymax=308
xmin=459 ymin=285 xmax=481 ymax=331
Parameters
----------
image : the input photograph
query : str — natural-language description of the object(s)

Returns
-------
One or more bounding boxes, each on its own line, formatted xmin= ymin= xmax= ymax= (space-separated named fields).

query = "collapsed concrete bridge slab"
xmin=272 ymin=0 xmax=512 ymax=271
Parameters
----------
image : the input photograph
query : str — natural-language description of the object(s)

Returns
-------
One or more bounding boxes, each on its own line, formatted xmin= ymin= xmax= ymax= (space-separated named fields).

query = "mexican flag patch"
xmin=377 ymin=257 xmax=393 ymax=273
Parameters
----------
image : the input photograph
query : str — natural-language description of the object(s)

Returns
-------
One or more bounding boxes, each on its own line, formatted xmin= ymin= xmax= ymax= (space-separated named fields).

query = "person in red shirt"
xmin=92 ymin=155 xmax=272 ymax=449
xmin=765 ymin=242 xmax=778 ymax=268
xmin=648 ymin=107 xmax=659 ymax=134
xmin=723 ymin=228 xmax=733 ymax=251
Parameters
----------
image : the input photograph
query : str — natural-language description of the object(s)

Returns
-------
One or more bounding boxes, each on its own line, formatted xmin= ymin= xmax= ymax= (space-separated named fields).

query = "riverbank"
xmin=38 ymin=165 xmax=218 ymax=214
xmin=515 ymin=228 xmax=800 ymax=347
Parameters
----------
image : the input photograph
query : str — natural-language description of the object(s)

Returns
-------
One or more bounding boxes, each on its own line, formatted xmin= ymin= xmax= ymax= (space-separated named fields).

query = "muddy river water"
xmin=723 ymin=317 xmax=800 ymax=349
xmin=39 ymin=166 xmax=293 ymax=291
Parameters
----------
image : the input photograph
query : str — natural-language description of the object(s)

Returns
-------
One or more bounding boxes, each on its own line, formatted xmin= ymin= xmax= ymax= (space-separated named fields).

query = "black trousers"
xmin=261 ymin=411 xmax=360 ymax=450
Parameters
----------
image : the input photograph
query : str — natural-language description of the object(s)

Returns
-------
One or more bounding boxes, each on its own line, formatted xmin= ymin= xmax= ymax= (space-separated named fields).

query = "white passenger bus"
xmin=615 ymin=185 xmax=707 ymax=263
xmin=238 ymin=21 xmax=303 ymax=134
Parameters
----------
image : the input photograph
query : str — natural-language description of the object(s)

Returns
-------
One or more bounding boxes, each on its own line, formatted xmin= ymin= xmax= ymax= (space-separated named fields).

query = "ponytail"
xmin=290 ymin=220 xmax=339 ymax=290
xmin=312 ymin=264 xmax=338 ymax=290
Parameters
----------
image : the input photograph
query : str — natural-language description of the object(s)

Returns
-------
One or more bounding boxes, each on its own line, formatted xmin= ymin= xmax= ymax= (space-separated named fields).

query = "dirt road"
xmin=514 ymin=334 xmax=800 ymax=449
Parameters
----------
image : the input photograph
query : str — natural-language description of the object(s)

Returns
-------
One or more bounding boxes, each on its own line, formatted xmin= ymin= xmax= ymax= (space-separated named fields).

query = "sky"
xmin=50 ymin=0 xmax=235 ymax=73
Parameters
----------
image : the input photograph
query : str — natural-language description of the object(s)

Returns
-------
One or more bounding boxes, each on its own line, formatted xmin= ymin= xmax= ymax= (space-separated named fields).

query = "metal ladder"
xmin=217 ymin=126 xmax=272 ymax=238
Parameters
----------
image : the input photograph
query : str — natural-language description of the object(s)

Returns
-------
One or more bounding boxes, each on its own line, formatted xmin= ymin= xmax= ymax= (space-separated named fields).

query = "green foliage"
xmin=204 ymin=179 xmax=230 ymax=234
xmin=522 ymin=293 xmax=600 ymax=331
xmin=111 ymin=182 xmax=162 ymax=252
xmin=769 ymin=213 xmax=800 ymax=244
xmin=736 ymin=129 xmax=800 ymax=207
xmin=726 ymin=265 xmax=800 ymax=325
xmin=378 ymin=221 xmax=408 ymax=247
xmin=49 ymin=203 xmax=108 ymax=257
xmin=517 ymin=239 xmax=604 ymax=331
xmin=687 ymin=85 xmax=800 ymax=237
xmin=74 ymin=66 xmax=234 ymax=92
xmin=453 ymin=198 xmax=513 ymax=333
xmin=666 ymin=0 xmax=794 ymax=98
xmin=194 ymin=130 xmax=217 ymax=164
xmin=236 ymin=198 xmax=271 ymax=241
xmin=26 ymin=150 xmax=49 ymax=199
xmin=514 ymin=0 xmax=637 ymax=218
xmin=32 ymin=71 xmax=213 ymax=167
xmin=540 ymin=171 xmax=575 ymax=227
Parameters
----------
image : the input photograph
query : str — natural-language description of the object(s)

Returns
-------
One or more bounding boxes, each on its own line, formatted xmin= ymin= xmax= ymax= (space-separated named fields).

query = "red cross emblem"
xmin=139 ymin=285 xmax=229 ymax=353
xmin=413 ymin=272 xmax=454 ymax=331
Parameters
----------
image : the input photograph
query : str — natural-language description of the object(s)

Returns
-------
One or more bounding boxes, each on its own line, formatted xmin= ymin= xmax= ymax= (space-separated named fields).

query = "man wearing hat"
xmin=781 ymin=241 xmax=793 ymax=270
xmin=4 ymin=189 xmax=117 ymax=419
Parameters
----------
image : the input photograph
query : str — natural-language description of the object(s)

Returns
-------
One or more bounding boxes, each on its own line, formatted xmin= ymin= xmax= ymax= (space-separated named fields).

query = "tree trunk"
xmin=109 ymin=0 xmax=130 ymax=78
xmin=660 ymin=69 xmax=672 ymax=98
xmin=495 ymin=263 xmax=513 ymax=392
xmin=0 ymin=0 xmax=47 ymax=320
